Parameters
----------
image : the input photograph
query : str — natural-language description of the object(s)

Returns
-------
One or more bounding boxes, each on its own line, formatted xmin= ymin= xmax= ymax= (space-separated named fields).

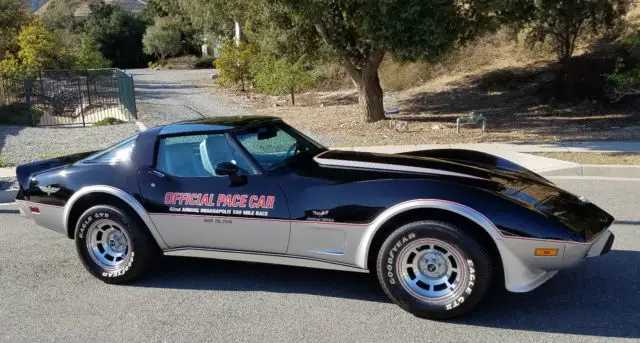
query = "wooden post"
xmin=0 ymin=77 xmax=6 ymax=106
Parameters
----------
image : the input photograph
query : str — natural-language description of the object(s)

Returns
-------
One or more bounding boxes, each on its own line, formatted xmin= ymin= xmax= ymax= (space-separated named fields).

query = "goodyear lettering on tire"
xmin=385 ymin=233 xmax=416 ymax=285
xmin=101 ymin=252 xmax=135 ymax=278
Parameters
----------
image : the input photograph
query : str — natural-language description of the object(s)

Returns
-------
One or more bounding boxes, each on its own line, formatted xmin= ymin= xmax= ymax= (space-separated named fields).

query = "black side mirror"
xmin=215 ymin=162 xmax=238 ymax=176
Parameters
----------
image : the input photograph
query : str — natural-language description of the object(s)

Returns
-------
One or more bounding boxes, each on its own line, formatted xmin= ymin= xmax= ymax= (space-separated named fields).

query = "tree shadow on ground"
xmin=131 ymin=249 xmax=640 ymax=338
xmin=397 ymin=52 xmax=640 ymax=141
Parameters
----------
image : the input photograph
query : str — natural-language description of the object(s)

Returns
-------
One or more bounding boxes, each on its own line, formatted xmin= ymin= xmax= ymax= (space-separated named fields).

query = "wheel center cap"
xmin=419 ymin=252 xmax=447 ymax=278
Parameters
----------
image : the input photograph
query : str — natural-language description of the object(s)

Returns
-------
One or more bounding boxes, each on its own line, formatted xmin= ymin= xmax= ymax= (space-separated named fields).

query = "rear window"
xmin=82 ymin=136 xmax=137 ymax=163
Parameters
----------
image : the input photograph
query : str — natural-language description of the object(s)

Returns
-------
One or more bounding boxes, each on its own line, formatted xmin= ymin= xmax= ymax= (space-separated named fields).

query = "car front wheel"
xmin=74 ymin=205 xmax=157 ymax=284
xmin=376 ymin=220 xmax=493 ymax=319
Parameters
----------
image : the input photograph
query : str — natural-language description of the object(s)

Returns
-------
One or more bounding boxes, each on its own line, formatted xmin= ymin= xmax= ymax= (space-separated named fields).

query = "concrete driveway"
xmin=129 ymin=69 xmax=250 ymax=128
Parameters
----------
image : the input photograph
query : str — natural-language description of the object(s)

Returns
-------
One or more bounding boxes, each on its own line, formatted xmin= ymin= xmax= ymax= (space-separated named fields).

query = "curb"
xmin=540 ymin=164 xmax=640 ymax=178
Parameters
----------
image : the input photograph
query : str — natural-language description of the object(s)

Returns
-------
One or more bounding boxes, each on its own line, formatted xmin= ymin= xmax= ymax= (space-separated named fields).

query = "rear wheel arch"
xmin=365 ymin=206 xmax=503 ymax=287
xmin=64 ymin=187 xmax=167 ymax=249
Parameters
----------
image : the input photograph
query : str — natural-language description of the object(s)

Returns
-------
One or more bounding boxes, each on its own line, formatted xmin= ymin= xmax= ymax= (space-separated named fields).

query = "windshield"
xmin=232 ymin=123 xmax=325 ymax=171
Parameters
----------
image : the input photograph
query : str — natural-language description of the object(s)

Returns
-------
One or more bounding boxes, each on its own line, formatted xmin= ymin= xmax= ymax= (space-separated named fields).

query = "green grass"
xmin=0 ymin=155 xmax=5 ymax=167
xmin=0 ymin=103 xmax=44 ymax=126
xmin=93 ymin=117 xmax=126 ymax=126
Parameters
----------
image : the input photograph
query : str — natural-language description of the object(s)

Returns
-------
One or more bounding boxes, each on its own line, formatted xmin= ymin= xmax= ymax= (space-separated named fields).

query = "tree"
xmin=0 ymin=17 xmax=75 ymax=72
xmin=83 ymin=3 xmax=150 ymax=68
xmin=0 ymin=0 xmax=31 ymax=61
xmin=74 ymin=39 xmax=111 ymax=69
xmin=215 ymin=40 xmax=255 ymax=91
xmin=507 ymin=0 xmax=628 ymax=61
xmin=41 ymin=0 xmax=78 ymax=31
xmin=251 ymin=55 xmax=314 ymax=105
xmin=253 ymin=0 xmax=498 ymax=122
xmin=142 ymin=16 xmax=183 ymax=63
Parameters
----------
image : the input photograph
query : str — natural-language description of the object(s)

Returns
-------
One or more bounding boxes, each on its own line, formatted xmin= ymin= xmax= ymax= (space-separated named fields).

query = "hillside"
xmin=198 ymin=6 xmax=640 ymax=147
xmin=34 ymin=0 xmax=146 ymax=16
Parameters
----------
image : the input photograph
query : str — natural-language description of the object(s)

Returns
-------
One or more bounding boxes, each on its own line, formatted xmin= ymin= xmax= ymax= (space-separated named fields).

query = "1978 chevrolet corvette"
xmin=15 ymin=116 xmax=615 ymax=319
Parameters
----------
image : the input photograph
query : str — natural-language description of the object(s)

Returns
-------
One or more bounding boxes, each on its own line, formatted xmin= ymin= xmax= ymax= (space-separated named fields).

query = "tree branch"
xmin=315 ymin=20 xmax=361 ymax=80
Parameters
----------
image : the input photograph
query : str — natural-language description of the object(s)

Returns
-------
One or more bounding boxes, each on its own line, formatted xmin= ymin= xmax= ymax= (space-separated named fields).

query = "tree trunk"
xmin=354 ymin=68 xmax=384 ymax=122
xmin=343 ymin=50 xmax=386 ymax=122
xmin=290 ymin=88 xmax=295 ymax=105
xmin=314 ymin=22 xmax=385 ymax=122
xmin=234 ymin=20 xmax=247 ymax=46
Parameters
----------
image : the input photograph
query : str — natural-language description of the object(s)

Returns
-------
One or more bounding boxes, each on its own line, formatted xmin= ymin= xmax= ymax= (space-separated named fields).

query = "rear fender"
xmin=63 ymin=185 xmax=168 ymax=249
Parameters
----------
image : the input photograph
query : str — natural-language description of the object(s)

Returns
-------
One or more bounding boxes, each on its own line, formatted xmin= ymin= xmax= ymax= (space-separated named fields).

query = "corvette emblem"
xmin=312 ymin=210 xmax=329 ymax=216
xmin=39 ymin=185 xmax=60 ymax=195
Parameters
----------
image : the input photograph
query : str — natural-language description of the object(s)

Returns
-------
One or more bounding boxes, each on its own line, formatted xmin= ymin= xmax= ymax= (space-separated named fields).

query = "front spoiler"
xmin=586 ymin=231 xmax=615 ymax=258
xmin=500 ymin=229 xmax=615 ymax=293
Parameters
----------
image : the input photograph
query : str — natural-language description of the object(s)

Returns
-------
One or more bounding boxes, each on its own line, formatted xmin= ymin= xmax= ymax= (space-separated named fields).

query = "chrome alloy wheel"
xmin=86 ymin=219 xmax=132 ymax=270
xmin=397 ymin=239 xmax=465 ymax=301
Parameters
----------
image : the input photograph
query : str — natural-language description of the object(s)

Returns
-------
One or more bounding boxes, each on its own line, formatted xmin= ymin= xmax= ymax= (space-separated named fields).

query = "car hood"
xmin=313 ymin=149 xmax=548 ymax=185
xmin=313 ymin=149 xmax=613 ymax=242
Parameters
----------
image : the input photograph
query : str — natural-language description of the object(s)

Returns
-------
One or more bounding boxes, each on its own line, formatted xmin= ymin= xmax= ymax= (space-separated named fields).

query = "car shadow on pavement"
xmin=457 ymin=249 xmax=640 ymax=338
xmin=133 ymin=249 xmax=640 ymax=338
xmin=135 ymin=255 xmax=389 ymax=303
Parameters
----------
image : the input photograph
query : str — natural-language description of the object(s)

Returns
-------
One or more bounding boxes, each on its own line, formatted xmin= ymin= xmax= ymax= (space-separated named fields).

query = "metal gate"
xmin=0 ymin=68 xmax=137 ymax=127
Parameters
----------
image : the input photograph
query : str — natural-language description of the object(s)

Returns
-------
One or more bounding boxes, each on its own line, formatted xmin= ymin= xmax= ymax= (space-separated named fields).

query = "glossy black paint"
xmin=16 ymin=116 xmax=614 ymax=244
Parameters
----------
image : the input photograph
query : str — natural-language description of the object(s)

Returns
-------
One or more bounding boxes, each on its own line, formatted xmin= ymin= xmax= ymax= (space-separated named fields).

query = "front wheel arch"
xmin=365 ymin=207 xmax=503 ymax=287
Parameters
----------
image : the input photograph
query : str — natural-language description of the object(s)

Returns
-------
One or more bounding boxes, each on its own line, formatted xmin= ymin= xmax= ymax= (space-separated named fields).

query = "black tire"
xmin=376 ymin=220 xmax=492 ymax=319
xmin=74 ymin=205 xmax=157 ymax=284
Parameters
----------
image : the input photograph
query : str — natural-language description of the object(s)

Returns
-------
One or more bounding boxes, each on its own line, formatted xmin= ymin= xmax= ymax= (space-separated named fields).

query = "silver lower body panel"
xmin=163 ymin=247 xmax=369 ymax=273
xmin=16 ymin=200 xmax=66 ymax=235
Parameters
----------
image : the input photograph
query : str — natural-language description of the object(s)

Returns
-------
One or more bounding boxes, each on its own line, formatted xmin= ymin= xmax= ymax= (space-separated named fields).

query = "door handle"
xmin=148 ymin=169 xmax=166 ymax=178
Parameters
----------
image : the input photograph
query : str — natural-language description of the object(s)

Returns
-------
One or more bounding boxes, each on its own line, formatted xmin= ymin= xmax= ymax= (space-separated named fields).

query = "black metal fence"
xmin=0 ymin=69 xmax=137 ymax=127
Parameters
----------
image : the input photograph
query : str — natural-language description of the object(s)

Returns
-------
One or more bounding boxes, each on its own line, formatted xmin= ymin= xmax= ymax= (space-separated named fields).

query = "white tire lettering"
xmin=445 ymin=258 xmax=476 ymax=311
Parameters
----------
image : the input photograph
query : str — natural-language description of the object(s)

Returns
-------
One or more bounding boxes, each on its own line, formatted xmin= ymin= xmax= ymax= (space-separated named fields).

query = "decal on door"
xmin=163 ymin=192 xmax=275 ymax=217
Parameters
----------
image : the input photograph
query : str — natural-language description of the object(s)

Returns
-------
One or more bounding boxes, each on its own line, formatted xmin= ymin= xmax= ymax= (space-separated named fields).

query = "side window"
xmin=156 ymin=134 xmax=256 ymax=177
xmin=83 ymin=136 xmax=136 ymax=163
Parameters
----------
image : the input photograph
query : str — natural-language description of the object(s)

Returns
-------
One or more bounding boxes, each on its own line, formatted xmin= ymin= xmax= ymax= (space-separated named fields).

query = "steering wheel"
xmin=285 ymin=142 xmax=299 ymax=158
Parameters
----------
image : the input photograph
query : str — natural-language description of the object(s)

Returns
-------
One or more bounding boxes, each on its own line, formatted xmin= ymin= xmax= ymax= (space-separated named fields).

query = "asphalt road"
xmin=1 ymin=176 xmax=639 ymax=342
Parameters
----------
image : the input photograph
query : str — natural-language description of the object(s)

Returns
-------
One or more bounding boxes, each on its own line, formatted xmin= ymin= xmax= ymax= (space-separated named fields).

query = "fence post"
xmin=85 ymin=71 xmax=92 ymax=107
xmin=130 ymin=75 xmax=137 ymax=120
xmin=24 ymin=79 xmax=34 ymax=127
xmin=77 ymin=77 xmax=86 ymax=127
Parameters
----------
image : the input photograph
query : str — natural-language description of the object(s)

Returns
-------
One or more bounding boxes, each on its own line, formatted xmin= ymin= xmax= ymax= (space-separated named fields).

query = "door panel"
xmin=138 ymin=170 xmax=291 ymax=253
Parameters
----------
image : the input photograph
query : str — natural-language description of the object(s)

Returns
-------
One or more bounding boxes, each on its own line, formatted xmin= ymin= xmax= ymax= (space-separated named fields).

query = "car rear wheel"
xmin=74 ymin=205 xmax=157 ymax=284
xmin=376 ymin=220 xmax=492 ymax=319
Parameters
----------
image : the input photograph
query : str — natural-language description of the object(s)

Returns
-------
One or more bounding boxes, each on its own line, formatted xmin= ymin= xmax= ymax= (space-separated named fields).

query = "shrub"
xmin=83 ymin=3 xmax=150 ymax=68
xmin=215 ymin=40 xmax=255 ymax=91
xmin=142 ymin=16 xmax=183 ymax=64
xmin=604 ymin=35 xmax=640 ymax=102
xmin=74 ymin=40 xmax=111 ymax=69
xmin=515 ymin=0 xmax=628 ymax=61
xmin=250 ymin=55 xmax=314 ymax=105
xmin=0 ymin=103 xmax=44 ymax=126
xmin=194 ymin=56 xmax=215 ymax=69
xmin=93 ymin=117 xmax=126 ymax=126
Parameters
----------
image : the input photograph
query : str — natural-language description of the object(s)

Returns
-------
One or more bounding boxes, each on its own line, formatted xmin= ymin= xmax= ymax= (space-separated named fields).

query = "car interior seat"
xmin=200 ymin=135 xmax=237 ymax=176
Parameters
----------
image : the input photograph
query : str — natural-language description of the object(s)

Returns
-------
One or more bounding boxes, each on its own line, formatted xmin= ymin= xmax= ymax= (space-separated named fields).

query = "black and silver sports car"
xmin=15 ymin=116 xmax=615 ymax=319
